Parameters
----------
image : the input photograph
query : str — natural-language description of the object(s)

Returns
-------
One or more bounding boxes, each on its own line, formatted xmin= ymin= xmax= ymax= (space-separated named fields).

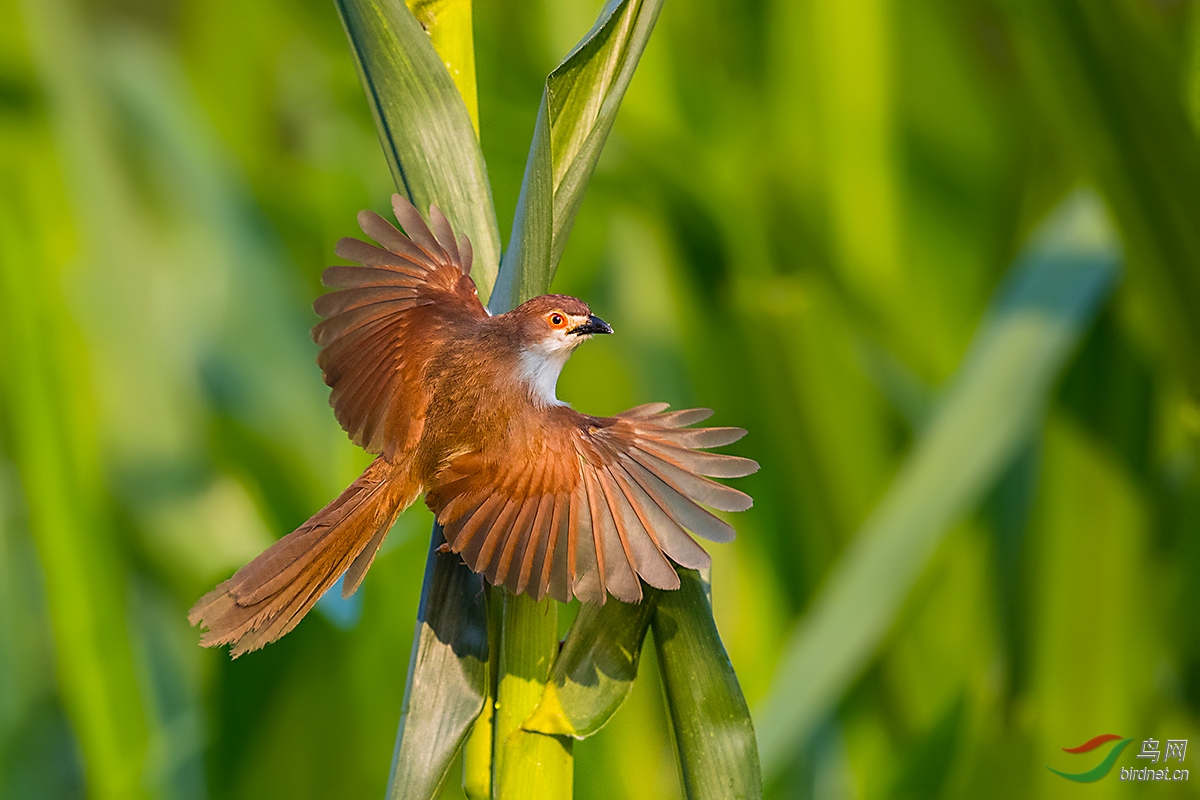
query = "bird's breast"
xmin=414 ymin=339 xmax=545 ymax=484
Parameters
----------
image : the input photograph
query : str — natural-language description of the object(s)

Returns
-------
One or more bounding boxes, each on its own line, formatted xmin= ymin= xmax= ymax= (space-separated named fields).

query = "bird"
xmin=189 ymin=194 xmax=758 ymax=656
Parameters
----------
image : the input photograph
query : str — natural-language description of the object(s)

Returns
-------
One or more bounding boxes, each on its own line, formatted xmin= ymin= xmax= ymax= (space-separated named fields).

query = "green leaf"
xmin=653 ymin=569 xmax=762 ymax=800
xmin=337 ymin=0 xmax=501 ymax=299
xmin=387 ymin=528 xmax=490 ymax=800
xmin=754 ymin=191 xmax=1122 ymax=779
xmin=523 ymin=594 xmax=659 ymax=738
xmin=489 ymin=0 xmax=665 ymax=313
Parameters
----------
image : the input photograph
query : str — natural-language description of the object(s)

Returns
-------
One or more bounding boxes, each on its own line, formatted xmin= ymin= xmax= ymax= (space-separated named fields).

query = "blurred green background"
xmin=2 ymin=0 xmax=1200 ymax=798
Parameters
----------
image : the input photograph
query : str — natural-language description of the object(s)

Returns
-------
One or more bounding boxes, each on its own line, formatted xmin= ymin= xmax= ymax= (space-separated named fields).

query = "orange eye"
xmin=549 ymin=313 xmax=566 ymax=328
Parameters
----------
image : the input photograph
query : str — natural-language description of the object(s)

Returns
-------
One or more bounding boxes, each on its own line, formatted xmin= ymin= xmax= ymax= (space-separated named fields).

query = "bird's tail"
xmin=188 ymin=456 xmax=418 ymax=657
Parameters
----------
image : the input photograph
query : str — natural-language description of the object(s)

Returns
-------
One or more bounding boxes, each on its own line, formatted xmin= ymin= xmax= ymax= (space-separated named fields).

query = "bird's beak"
xmin=569 ymin=314 xmax=614 ymax=336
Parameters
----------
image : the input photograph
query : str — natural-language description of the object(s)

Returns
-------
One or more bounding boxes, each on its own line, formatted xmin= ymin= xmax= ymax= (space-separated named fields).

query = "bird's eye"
xmin=549 ymin=313 xmax=565 ymax=328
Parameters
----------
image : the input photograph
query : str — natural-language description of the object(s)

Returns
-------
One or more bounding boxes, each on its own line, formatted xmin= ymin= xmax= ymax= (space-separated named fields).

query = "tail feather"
xmin=189 ymin=457 xmax=416 ymax=657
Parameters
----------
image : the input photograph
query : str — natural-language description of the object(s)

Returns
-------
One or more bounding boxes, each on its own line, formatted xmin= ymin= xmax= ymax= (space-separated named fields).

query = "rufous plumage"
xmin=189 ymin=195 xmax=757 ymax=656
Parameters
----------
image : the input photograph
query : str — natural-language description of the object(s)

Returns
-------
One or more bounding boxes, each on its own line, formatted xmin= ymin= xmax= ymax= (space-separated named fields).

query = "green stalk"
xmin=493 ymin=593 xmax=573 ymax=799
xmin=462 ymin=587 xmax=501 ymax=799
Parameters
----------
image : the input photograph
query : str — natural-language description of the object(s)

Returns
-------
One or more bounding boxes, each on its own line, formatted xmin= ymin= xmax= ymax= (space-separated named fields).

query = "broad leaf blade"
xmin=387 ymin=528 xmax=489 ymax=800
xmin=489 ymin=0 xmax=665 ymax=312
xmin=653 ymin=569 xmax=762 ymax=800
xmin=523 ymin=595 xmax=659 ymax=738
xmin=754 ymin=192 xmax=1121 ymax=779
xmin=337 ymin=0 xmax=501 ymax=299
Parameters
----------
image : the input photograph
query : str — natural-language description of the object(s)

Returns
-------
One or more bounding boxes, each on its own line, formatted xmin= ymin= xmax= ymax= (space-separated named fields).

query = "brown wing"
xmin=426 ymin=403 xmax=758 ymax=604
xmin=314 ymin=194 xmax=486 ymax=459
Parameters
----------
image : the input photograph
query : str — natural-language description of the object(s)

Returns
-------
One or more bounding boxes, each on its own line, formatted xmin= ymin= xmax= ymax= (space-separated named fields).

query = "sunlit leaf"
xmin=754 ymin=192 xmax=1122 ymax=779
xmin=406 ymin=0 xmax=479 ymax=134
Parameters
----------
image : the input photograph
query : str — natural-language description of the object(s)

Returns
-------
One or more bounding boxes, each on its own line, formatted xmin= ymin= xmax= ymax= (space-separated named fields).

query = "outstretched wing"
xmin=425 ymin=403 xmax=758 ymax=604
xmin=314 ymin=194 xmax=487 ymax=459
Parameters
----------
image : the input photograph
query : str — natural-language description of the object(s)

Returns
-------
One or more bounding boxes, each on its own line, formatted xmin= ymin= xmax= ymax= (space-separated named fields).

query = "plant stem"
xmin=462 ymin=587 xmax=501 ymax=799
xmin=493 ymin=592 xmax=573 ymax=799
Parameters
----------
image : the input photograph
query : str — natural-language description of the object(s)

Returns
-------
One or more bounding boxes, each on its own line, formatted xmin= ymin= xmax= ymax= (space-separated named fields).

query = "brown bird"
xmin=189 ymin=195 xmax=757 ymax=656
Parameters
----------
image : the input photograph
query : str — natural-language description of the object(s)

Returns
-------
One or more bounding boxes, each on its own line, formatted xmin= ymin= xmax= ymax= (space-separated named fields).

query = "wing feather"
xmin=611 ymin=462 xmax=710 ymax=569
xmin=578 ymin=469 xmax=611 ymax=602
xmin=654 ymin=408 xmax=714 ymax=428
xmin=312 ymin=299 xmax=430 ymax=345
xmin=476 ymin=495 xmax=524 ymax=572
xmin=391 ymin=195 xmax=444 ymax=256
xmin=622 ymin=458 xmax=737 ymax=543
xmin=514 ymin=494 xmax=553 ymax=595
xmin=655 ymin=426 xmax=747 ymax=449
xmin=616 ymin=402 xmax=671 ymax=419
xmin=506 ymin=452 xmax=550 ymax=588
xmin=313 ymin=286 xmax=424 ymax=317
xmin=428 ymin=204 xmax=461 ymax=264
xmin=546 ymin=493 xmax=572 ymax=602
xmin=448 ymin=494 xmax=504 ymax=555
xmin=323 ymin=264 xmax=428 ymax=287
xmin=427 ymin=404 xmax=754 ymax=603
xmin=334 ymin=236 xmax=428 ymax=270
xmin=628 ymin=449 xmax=753 ymax=512
xmin=635 ymin=437 xmax=759 ymax=478
xmin=457 ymin=234 xmax=473 ymax=275
xmin=358 ymin=210 xmax=438 ymax=265
xmin=315 ymin=194 xmax=485 ymax=458
xmin=600 ymin=466 xmax=678 ymax=590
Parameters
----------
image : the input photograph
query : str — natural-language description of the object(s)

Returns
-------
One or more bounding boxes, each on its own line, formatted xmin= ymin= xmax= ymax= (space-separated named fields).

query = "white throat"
xmin=518 ymin=348 xmax=571 ymax=407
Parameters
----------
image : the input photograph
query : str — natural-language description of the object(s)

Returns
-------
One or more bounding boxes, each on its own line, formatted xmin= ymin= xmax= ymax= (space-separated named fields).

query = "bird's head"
xmin=507 ymin=294 xmax=613 ymax=406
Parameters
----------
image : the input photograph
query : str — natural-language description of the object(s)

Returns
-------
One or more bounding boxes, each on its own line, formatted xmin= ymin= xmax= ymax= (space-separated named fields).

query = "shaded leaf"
xmin=653 ymin=568 xmax=761 ymax=800
xmin=754 ymin=192 xmax=1122 ymax=778
xmin=387 ymin=528 xmax=489 ymax=800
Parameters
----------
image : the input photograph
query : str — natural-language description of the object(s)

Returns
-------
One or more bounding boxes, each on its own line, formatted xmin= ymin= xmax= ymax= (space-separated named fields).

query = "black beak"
xmin=569 ymin=314 xmax=614 ymax=336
